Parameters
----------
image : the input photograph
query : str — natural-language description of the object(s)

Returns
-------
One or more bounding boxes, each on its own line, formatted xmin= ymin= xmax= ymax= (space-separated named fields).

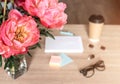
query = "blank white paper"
xmin=45 ymin=36 xmax=84 ymax=53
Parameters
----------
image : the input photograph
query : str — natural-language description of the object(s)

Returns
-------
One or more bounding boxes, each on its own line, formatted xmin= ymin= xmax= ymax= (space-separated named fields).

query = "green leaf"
xmin=9 ymin=61 xmax=13 ymax=69
xmin=36 ymin=43 xmax=41 ymax=48
xmin=40 ymin=29 xmax=47 ymax=35
xmin=27 ymin=51 xmax=32 ymax=57
xmin=4 ymin=63 xmax=7 ymax=70
xmin=4 ymin=59 xmax=9 ymax=69
xmin=29 ymin=42 xmax=41 ymax=50
xmin=40 ymin=28 xmax=55 ymax=39
xmin=4 ymin=56 xmax=14 ymax=69
xmin=29 ymin=45 xmax=38 ymax=50
xmin=0 ymin=55 xmax=2 ymax=67
xmin=0 ymin=15 xmax=3 ymax=19
xmin=15 ymin=54 xmax=24 ymax=58
xmin=46 ymin=31 xmax=55 ymax=39
xmin=16 ymin=7 xmax=29 ymax=16
xmin=0 ymin=3 xmax=2 ymax=14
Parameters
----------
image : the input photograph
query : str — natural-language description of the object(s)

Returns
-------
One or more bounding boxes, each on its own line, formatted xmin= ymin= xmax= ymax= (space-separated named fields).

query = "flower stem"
xmin=3 ymin=0 xmax=7 ymax=22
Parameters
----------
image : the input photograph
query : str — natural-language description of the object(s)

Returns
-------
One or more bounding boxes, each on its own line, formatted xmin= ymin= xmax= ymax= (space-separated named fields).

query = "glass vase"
xmin=4 ymin=55 xmax=27 ymax=79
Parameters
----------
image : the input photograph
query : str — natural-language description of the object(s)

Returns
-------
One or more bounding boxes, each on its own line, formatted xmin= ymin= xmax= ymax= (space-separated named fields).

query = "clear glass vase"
xmin=4 ymin=55 xmax=27 ymax=79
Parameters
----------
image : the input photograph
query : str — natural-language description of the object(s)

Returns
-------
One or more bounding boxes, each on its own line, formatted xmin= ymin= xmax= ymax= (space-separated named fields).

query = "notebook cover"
xmin=45 ymin=36 xmax=84 ymax=53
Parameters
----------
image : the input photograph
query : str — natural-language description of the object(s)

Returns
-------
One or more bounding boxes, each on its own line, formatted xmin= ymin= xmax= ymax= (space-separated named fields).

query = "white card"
xmin=45 ymin=36 xmax=84 ymax=53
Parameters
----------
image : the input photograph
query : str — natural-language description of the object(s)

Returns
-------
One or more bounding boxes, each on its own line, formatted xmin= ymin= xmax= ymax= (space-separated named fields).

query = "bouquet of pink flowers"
xmin=0 ymin=0 xmax=67 ymax=79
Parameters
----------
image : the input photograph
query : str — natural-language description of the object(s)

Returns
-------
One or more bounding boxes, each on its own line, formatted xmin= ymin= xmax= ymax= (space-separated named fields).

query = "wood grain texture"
xmin=0 ymin=24 xmax=120 ymax=84
xmin=60 ymin=0 xmax=120 ymax=24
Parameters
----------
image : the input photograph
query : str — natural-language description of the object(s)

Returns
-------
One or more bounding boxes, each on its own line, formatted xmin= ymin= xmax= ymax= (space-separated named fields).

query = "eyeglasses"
xmin=80 ymin=60 xmax=105 ymax=78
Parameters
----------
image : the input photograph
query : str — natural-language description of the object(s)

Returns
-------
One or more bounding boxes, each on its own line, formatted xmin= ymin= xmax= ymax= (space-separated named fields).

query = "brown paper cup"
xmin=89 ymin=22 xmax=104 ymax=42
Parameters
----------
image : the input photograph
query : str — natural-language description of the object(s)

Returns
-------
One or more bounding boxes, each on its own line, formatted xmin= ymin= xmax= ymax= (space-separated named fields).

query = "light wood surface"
xmin=0 ymin=24 xmax=120 ymax=84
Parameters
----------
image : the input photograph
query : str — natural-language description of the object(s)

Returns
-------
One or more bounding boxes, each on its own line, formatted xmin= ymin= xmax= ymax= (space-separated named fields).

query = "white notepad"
xmin=45 ymin=36 xmax=84 ymax=53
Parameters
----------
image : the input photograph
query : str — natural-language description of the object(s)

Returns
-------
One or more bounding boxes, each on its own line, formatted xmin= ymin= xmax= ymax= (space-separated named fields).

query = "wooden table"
xmin=0 ymin=24 xmax=120 ymax=84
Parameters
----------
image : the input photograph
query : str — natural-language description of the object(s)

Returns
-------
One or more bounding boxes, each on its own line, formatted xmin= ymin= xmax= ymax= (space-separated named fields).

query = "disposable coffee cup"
xmin=88 ymin=15 xmax=104 ymax=42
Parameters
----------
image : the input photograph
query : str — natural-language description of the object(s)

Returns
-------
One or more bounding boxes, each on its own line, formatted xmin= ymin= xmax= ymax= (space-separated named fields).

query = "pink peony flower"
xmin=0 ymin=9 xmax=40 ymax=58
xmin=15 ymin=0 xmax=25 ymax=7
xmin=0 ymin=37 xmax=10 ymax=56
xmin=40 ymin=2 xmax=67 ymax=29
xmin=15 ymin=0 xmax=49 ymax=17
xmin=15 ymin=0 xmax=67 ymax=29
